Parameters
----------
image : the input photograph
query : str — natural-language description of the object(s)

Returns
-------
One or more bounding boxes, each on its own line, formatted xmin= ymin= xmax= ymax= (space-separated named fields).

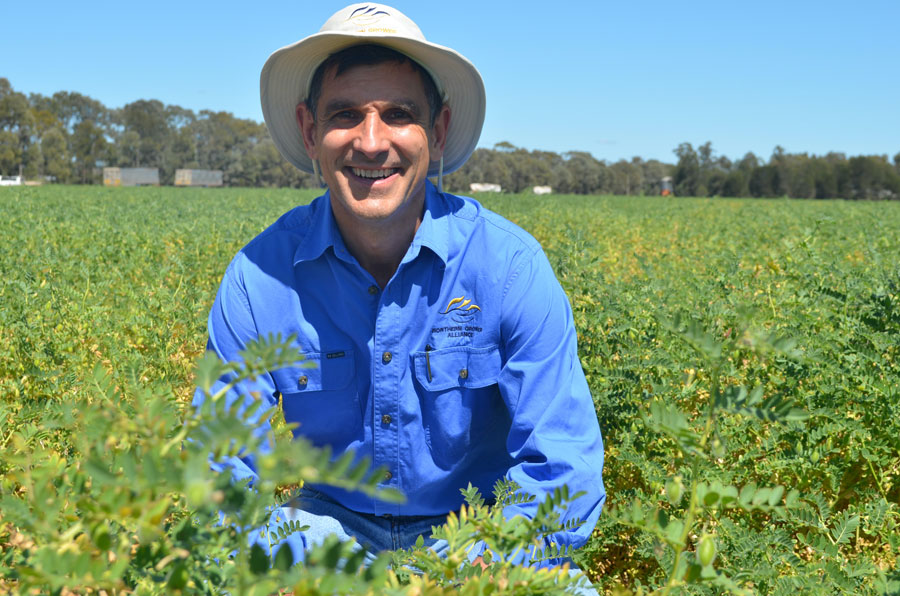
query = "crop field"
xmin=1 ymin=185 xmax=899 ymax=595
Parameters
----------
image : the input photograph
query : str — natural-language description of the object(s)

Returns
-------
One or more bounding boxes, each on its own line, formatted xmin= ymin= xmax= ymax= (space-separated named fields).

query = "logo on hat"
xmin=346 ymin=6 xmax=390 ymax=26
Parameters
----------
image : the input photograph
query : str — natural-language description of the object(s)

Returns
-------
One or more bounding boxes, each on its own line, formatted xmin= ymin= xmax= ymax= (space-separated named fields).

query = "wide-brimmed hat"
xmin=260 ymin=3 xmax=485 ymax=177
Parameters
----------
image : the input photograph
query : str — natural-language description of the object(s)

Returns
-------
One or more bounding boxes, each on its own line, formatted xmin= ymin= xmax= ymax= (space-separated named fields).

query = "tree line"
xmin=0 ymin=78 xmax=312 ymax=188
xmin=670 ymin=142 xmax=900 ymax=201
xmin=2 ymin=78 xmax=899 ymax=199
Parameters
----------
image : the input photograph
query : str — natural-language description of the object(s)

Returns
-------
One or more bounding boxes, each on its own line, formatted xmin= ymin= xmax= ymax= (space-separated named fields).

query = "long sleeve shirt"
xmin=193 ymin=181 xmax=605 ymax=554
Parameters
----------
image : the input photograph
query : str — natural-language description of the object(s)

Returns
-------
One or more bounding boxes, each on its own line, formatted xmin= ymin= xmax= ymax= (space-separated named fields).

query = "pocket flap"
xmin=412 ymin=345 xmax=501 ymax=391
xmin=271 ymin=348 xmax=354 ymax=393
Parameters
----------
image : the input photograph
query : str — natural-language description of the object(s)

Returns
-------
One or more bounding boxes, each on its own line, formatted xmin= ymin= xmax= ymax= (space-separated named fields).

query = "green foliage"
xmin=1 ymin=186 xmax=899 ymax=594
xmin=388 ymin=480 xmax=591 ymax=595
xmin=519 ymin=193 xmax=899 ymax=594
xmin=0 ymin=333 xmax=400 ymax=594
xmin=1 ymin=78 xmax=315 ymax=187
xmin=673 ymin=141 xmax=900 ymax=199
xmin=609 ymin=310 xmax=813 ymax=594
xmin=0 ymin=332 xmax=583 ymax=594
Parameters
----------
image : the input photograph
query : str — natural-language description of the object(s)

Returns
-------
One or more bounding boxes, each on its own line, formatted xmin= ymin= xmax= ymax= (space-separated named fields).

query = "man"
xmin=196 ymin=1 xmax=604 ymax=584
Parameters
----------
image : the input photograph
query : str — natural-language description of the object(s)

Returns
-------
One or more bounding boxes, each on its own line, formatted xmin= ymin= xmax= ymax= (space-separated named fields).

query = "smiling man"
xmin=295 ymin=53 xmax=449 ymax=288
xmin=197 ymin=2 xmax=605 ymax=589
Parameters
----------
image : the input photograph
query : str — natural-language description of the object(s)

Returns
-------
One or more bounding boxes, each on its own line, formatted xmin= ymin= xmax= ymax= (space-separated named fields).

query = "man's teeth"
xmin=352 ymin=167 xmax=396 ymax=179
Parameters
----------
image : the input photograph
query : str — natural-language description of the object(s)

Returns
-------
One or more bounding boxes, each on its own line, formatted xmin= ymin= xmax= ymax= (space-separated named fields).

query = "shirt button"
xmin=459 ymin=368 xmax=469 ymax=380
xmin=381 ymin=414 xmax=392 ymax=425
xmin=298 ymin=375 xmax=308 ymax=387
xmin=382 ymin=351 xmax=392 ymax=364
xmin=384 ymin=471 xmax=393 ymax=481
xmin=368 ymin=285 xmax=378 ymax=295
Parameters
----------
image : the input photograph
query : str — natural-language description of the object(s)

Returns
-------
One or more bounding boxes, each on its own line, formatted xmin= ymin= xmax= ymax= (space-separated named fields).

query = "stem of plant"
xmin=659 ymin=363 xmax=720 ymax=595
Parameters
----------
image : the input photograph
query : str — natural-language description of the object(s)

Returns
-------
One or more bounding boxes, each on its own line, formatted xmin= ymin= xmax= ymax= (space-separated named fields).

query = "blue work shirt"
xmin=195 ymin=181 xmax=605 ymax=552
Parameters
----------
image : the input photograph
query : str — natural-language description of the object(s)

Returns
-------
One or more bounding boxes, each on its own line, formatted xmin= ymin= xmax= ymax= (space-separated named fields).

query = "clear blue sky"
xmin=3 ymin=0 xmax=898 ymax=164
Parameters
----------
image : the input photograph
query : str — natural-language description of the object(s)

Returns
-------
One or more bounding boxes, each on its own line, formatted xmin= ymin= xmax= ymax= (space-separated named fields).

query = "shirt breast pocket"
xmin=411 ymin=345 xmax=508 ymax=467
xmin=271 ymin=349 xmax=360 ymax=447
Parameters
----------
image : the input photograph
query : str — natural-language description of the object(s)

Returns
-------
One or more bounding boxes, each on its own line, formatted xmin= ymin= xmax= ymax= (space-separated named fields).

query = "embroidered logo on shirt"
xmin=440 ymin=296 xmax=481 ymax=315
xmin=436 ymin=295 xmax=483 ymax=328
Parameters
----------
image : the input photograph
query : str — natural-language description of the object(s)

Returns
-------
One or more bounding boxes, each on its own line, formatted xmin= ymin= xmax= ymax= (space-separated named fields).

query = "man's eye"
xmin=385 ymin=109 xmax=413 ymax=122
xmin=327 ymin=111 xmax=362 ymax=127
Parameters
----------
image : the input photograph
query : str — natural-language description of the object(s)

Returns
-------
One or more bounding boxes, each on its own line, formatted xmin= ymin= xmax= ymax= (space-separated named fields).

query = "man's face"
xmin=297 ymin=61 xmax=450 ymax=231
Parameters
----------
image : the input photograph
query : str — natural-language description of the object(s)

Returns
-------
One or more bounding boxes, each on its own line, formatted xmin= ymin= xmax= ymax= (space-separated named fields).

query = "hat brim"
xmin=260 ymin=32 xmax=485 ymax=177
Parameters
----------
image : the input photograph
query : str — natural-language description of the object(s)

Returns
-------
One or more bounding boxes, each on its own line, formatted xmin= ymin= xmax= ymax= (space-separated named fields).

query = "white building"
xmin=469 ymin=182 xmax=502 ymax=193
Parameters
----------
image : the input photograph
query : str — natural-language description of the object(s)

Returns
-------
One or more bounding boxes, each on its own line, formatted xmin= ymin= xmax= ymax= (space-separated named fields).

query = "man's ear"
xmin=430 ymin=105 xmax=451 ymax=161
xmin=296 ymin=102 xmax=318 ymax=160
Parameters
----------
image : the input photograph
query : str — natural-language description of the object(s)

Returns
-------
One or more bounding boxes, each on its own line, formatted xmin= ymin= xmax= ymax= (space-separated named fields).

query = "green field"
xmin=1 ymin=185 xmax=899 ymax=594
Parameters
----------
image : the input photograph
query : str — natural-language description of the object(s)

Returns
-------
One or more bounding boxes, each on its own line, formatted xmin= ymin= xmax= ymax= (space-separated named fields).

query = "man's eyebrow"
xmin=320 ymin=98 xmax=424 ymax=118
xmin=321 ymin=99 xmax=356 ymax=116
xmin=391 ymin=99 xmax=423 ymax=118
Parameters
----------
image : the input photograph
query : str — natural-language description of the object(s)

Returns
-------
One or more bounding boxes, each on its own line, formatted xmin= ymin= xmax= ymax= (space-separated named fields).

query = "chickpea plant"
xmin=3 ymin=187 xmax=900 ymax=594
xmin=606 ymin=313 xmax=892 ymax=595
xmin=0 ymin=333 xmax=591 ymax=595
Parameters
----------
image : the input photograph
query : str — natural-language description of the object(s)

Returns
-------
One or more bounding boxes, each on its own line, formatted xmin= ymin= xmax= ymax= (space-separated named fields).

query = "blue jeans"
xmin=263 ymin=486 xmax=599 ymax=595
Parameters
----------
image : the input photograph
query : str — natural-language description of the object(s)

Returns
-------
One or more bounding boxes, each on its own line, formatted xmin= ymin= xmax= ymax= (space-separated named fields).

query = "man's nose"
xmin=353 ymin=111 xmax=391 ymax=157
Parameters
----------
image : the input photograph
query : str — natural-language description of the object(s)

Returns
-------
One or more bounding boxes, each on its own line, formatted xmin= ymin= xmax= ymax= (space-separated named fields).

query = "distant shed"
xmin=175 ymin=169 xmax=224 ymax=187
xmin=469 ymin=182 xmax=502 ymax=193
xmin=103 ymin=167 xmax=160 ymax=187
xmin=533 ymin=185 xmax=552 ymax=195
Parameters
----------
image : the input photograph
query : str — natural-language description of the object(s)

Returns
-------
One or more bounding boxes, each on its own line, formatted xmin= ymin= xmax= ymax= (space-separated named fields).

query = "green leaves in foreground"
xmin=0 ymin=335 xmax=395 ymax=594
xmin=0 ymin=336 xmax=588 ymax=595
xmin=391 ymin=480 xmax=590 ymax=595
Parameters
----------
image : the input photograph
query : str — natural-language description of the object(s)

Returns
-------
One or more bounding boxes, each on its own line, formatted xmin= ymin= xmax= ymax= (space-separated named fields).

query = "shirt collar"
xmin=292 ymin=190 xmax=353 ymax=265
xmin=404 ymin=180 xmax=449 ymax=266
xmin=292 ymin=181 xmax=450 ymax=267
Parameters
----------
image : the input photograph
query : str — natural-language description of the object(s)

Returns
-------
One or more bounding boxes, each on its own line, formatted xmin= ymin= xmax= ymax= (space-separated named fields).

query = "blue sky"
xmin=3 ymin=0 xmax=898 ymax=164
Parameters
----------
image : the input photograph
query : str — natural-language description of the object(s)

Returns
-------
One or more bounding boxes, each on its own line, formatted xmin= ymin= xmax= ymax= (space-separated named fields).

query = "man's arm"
xmin=192 ymin=259 xmax=305 ymax=558
xmin=496 ymin=247 xmax=606 ymax=561
xmin=192 ymin=259 xmax=279 ymax=483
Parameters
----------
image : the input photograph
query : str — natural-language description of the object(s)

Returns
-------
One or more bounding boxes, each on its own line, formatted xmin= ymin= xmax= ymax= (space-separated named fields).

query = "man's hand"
xmin=471 ymin=555 xmax=491 ymax=571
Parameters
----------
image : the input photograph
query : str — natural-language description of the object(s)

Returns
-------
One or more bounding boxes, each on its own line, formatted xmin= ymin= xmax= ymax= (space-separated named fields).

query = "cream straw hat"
xmin=260 ymin=3 xmax=485 ymax=177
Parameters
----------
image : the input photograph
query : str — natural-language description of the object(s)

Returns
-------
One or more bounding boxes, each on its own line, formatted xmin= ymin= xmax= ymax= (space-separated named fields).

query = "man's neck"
xmin=345 ymin=220 xmax=421 ymax=288
xmin=330 ymin=195 xmax=426 ymax=289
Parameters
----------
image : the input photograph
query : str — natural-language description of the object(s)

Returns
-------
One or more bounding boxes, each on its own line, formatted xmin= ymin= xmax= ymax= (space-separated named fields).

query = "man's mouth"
xmin=349 ymin=167 xmax=400 ymax=180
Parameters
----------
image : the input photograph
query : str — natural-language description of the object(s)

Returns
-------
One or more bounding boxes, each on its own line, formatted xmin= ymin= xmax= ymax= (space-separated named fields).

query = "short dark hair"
xmin=305 ymin=44 xmax=443 ymax=126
